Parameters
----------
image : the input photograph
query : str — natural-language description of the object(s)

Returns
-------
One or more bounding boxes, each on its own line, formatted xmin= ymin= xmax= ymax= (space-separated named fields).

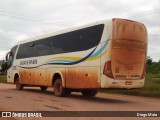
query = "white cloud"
xmin=12 ymin=34 xmax=29 ymax=45
xmin=0 ymin=0 xmax=159 ymax=61
xmin=0 ymin=50 xmax=8 ymax=60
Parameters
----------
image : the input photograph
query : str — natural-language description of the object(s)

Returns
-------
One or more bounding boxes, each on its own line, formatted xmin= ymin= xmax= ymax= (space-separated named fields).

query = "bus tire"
xmin=53 ymin=79 xmax=71 ymax=97
xmin=15 ymin=77 xmax=24 ymax=90
xmin=40 ymin=86 xmax=48 ymax=91
xmin=81 ymin=89 xmax=98 ymax=97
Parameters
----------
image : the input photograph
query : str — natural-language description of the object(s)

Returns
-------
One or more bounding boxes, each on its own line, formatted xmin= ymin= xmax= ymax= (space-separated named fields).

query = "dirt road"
xmin=0 ymin=83 xmax=159 ymax=120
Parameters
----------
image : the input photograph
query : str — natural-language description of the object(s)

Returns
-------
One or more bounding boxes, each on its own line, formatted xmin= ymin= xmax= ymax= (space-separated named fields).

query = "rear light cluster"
xmin=103 ymin=61 xmax=114 ymax=78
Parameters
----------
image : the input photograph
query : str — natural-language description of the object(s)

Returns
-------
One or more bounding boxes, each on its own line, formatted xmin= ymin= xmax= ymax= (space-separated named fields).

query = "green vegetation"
xmin=0 ymin=75 xmax=7 ymax=83
xmin=146 ymin=57 xmax=160 ymax=74
xmin=1 ymin=61 xmax=8 ymax=73
xmin=0 ymin=60 xmax=8 ymax=83
xmin=103 ymin=57 xmax=160 ymax=98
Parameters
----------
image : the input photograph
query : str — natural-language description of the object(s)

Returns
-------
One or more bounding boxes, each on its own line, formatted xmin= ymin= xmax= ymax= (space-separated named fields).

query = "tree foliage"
xmin=147 ymin=56 xmax=160 ymax=74
xmin=0 ymin=62 xmax=8 ymax=72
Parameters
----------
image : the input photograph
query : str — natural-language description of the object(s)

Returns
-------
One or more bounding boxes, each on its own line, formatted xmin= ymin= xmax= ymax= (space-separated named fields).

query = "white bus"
xmin=6 ymin=18 xmax=147 ymax=97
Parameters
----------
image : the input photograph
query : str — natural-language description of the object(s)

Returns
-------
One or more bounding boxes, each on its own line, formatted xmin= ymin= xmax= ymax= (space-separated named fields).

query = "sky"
xmin=0 ymin=0 xmax=159 ymax=61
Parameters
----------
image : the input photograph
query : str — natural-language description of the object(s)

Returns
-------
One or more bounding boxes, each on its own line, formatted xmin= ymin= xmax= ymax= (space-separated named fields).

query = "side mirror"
xmin=6 ymin=51 xmax=13 ymax=61
xmin=5 ymin=52 xmax=13 ymax=69
xmin=6 ymin=52 xmax=11 ymax=62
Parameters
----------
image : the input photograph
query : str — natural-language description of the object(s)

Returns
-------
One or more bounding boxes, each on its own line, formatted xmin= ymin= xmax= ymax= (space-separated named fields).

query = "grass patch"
xmin=102 ymin=73 xmax=160 ymax=98
xmin=0 ymin=75 xmax=7 ymax=83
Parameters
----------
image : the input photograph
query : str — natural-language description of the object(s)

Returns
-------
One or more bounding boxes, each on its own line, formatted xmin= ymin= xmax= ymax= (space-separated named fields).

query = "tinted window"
xmin=16 ymin=24 xmax=104 ymax=59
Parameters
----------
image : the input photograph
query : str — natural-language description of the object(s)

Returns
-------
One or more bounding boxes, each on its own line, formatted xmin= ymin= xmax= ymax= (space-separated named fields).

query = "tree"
xmin=147 ymin=56 xmax=152 ymax=65
xmin=1 ymin=62 xmax=8 ymax=72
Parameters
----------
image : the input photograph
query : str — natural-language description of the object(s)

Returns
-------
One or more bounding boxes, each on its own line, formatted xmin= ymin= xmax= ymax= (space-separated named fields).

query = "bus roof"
xmin=17 ymin=19 xmax=111 ymax=45
xmin=15 ymin=18 xmax=145 ymax=46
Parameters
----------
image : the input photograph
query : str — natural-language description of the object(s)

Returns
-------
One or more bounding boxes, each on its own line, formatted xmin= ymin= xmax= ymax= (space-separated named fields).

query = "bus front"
xmin=103 ymin=18 xmax=147 ymax=89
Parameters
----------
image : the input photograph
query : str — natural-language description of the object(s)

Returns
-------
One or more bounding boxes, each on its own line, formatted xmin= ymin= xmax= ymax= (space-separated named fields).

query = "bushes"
xmin=0 ymin=75 xmax=7 ymax=83
xmin=146 ymin=57 xmax=160 ymax=74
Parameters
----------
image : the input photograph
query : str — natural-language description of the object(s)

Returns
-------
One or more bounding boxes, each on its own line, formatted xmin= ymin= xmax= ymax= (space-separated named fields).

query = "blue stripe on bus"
xmin=47 ymin=47 xmax=97 ymax=65
xmin=17 ymin=38 xmax=109 ymax=69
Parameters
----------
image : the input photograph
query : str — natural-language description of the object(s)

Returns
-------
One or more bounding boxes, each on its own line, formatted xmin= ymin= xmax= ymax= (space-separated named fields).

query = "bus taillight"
xmin=103 ymin=61 xmax=114 ymax=78
xmin=140 ymin=63 xmax=146 ymax=79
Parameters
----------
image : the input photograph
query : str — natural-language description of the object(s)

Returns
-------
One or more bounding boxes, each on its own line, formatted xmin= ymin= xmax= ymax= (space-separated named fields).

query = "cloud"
xmin=0 ymin=28 xmax=28 ymax=50
xmin=0 ymin=29 xmax=14 ymax=50
xmin=0 ymin=50 xmax=8 ymax=60
xmin=0 ymin=0 xmax=159 ymax=61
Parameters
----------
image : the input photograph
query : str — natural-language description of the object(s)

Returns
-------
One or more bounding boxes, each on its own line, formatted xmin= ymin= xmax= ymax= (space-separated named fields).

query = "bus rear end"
xmin=103 ymin=18 xmax=147 ymax=89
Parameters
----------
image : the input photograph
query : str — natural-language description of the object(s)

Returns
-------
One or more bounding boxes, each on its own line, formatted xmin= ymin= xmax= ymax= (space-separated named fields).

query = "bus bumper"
xmin=100 ymin=75 xmax=145 ymax=89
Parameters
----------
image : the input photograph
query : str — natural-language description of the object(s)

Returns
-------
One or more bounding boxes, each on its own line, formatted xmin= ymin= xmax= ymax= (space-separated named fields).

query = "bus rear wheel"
xmin=15 ymin=77 xmax=24 ymax=90
xmin=81 ymin=89 xmax=98 ymax=97
xmin=53 ymin=79 xmax=71 ymax=97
